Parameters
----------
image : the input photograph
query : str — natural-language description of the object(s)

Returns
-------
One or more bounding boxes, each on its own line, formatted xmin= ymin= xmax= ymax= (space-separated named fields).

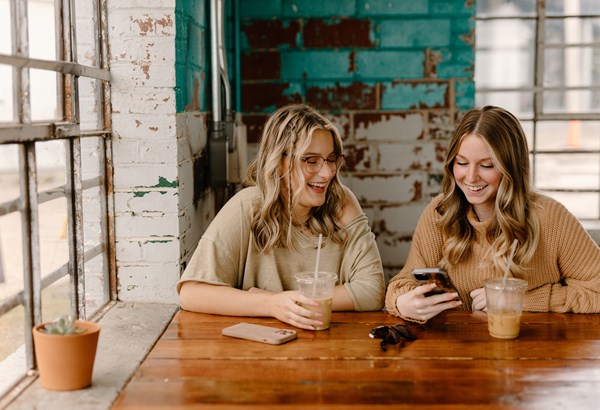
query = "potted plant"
xmin=32 ymin=315 xmax=101 ymax=390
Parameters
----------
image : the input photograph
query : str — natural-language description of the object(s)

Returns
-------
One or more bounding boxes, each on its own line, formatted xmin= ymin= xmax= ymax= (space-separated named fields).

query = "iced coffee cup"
xmin=485 ymin=277 xmax=528 ymax=339
xmin=295 ymin=271 xmax=337 ymax=330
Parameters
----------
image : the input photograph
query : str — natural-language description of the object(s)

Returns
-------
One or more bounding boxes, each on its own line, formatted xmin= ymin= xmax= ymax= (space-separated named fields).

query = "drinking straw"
xmin=314 ymin=234 xmax=323 ymax=277
xmin=502 ymin=239 xmax=519 ymax=284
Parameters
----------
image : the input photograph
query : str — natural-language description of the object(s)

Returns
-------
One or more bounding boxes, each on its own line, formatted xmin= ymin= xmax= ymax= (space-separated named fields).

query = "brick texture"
xmin=239 ymin=0 xmax=475 ymax=279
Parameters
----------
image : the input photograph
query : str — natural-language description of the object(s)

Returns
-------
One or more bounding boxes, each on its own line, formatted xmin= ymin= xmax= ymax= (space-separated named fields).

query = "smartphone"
xmin=222 ymin=323 xmax=297 ymax=345
xmin=412 ymin=268 xmax=458 ymax=297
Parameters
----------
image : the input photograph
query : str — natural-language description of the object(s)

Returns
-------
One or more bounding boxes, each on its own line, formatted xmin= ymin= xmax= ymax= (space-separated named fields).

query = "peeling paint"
xmin=154 ymin=176 xmax=177 ymax=188
xmin=141 ymin=63 xmax=150 ymax=79
xmin=348 ymin=50 xmax=356 ymax=73
xmin=411 ymin=180 xmax=422 ymax=202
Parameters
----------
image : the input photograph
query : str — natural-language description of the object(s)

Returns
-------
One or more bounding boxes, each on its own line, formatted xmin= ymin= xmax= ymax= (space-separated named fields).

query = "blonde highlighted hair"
xmin=436 ymin=106 xmax=540 ymax=275
xmin=245 ymin=104 xmax=346 ymax=254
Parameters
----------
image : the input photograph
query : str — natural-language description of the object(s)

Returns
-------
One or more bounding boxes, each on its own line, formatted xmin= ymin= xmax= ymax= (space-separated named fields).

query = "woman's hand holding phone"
xmin=394 ymin=268 xmax=462 ymax=322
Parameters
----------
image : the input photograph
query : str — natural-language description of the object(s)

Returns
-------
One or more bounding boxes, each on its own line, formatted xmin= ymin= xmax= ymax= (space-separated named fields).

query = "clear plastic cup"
xmin=295 ymin=271 xmax=337 ymax=330
xmin=485 ymin=277 xmax=528 ymax=339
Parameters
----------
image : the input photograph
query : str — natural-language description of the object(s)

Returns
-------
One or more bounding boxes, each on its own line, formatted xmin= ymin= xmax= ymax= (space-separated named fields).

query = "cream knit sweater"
xmin=386 ymin=193 xmax=600 ymax=317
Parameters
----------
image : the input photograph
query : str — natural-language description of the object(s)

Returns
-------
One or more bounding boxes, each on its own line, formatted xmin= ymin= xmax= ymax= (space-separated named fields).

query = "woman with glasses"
xmin=178 ymin=104 xmax=385 ymax=329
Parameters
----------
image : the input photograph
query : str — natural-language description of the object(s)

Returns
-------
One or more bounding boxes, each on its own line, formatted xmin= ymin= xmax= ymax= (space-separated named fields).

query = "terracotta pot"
xmin=32 ymin=320 xmax=100 ymax=391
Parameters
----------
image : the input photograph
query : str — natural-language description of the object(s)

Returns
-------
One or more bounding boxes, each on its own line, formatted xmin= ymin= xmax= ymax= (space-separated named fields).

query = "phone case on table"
xmin=222 ymin=322 xmax=297 ymax=345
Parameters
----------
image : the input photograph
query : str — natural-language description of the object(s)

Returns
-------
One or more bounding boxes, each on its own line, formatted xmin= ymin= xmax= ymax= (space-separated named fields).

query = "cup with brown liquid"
xmin=296 ymin=271 xmax=337 ymax=330
xmin=485 ymin=277 xmax=528 ymax=339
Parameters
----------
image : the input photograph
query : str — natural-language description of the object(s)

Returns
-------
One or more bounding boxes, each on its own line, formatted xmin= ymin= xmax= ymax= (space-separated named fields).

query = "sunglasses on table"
xmin=369 ymin=324 xmax=417 ymax=352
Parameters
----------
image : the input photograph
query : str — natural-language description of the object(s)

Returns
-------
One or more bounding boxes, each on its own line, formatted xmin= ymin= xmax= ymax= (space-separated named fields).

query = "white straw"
xmin=314 ymin=234 xmax=323 ymax=277
xmin=502 ymin=239 xmax=519 ymax=284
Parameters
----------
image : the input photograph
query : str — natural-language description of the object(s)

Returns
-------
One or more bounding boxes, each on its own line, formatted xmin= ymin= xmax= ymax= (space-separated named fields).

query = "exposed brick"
xmin=241 ymin=20 xmax=300 ymax=49
xmin=306 ymin=82 xmax=377 ymax=111
xmin=241 ymin=114 xmax=269 ymax=143
xmin=304 ymin=18 xmax=373 ymax=48
xmin=342 ymin=143 xmax=374 ymax=172
xmin=241 ymin=82 xmax=303 ymax=112
xmin=324 ymin=112 xmax=351 ymax=141
xmin=241 ymin=51 xmax=281 ymax=80
xmin=428 ymin=111 xmax=455 ymax=140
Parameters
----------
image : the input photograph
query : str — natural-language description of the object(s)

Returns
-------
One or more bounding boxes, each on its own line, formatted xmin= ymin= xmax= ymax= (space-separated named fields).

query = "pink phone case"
xmin=222 ymin=323 xmax=297 ymax=345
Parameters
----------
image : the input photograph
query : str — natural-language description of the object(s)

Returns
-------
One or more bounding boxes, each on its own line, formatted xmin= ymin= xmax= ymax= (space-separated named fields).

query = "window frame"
xmin=0 ymin=0 xmax=114 ymax=393
xmin=476 ymin=0 xmax=600 ymax=219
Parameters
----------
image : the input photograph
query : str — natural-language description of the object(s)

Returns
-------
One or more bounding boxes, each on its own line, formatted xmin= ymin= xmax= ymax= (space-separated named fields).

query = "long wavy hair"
xmin=245 ymin=104 xmax=346 ymax=254
xmin=436 ymin=106 xmax=540 ymax=275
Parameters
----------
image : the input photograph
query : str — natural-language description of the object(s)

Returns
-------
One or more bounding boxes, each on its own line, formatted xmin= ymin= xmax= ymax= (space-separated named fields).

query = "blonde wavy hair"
xmin=245 ymin=104 xmax=346 ymax=254
xmin=436 ymin=106 xmax=540 ymax=275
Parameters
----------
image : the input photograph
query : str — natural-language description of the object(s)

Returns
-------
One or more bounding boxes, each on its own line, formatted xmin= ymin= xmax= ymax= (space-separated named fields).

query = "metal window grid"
xmin=476 ymin=1 xmax=600 ymax=218
xmin=0 ymin=0 xmax=114 ymax=386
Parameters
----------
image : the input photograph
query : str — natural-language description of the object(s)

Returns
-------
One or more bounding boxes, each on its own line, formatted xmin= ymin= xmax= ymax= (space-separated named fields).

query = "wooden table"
xmin=112 ymin=310 xmax=600 ymax=409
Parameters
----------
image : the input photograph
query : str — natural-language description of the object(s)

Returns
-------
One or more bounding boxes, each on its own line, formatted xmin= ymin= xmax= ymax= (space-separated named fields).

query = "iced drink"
xmin=485 ymin=277 xmax=528 ymax=339
xmin=487 ymin=309 xmax=521 ymax=339
xmin=301 ymin=297 xmax=333 ymax=330
xmin=296 ymin=271 xmax=337 ymax=330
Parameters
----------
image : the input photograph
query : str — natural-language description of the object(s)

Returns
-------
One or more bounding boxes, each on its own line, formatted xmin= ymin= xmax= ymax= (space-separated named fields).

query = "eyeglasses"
xmin=369 ymin=324 xmax=417 ymax=352
xmin=300 ymin=154 xmax=344 ymax=174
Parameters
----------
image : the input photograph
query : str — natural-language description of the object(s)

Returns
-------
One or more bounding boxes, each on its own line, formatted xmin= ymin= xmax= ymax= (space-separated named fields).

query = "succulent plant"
xmin=39 ymin=315 xmax=86 ymax=335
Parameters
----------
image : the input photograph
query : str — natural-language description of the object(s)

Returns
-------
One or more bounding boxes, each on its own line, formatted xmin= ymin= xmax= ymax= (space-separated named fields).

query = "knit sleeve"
xmin=523 ymin=198 xmax=600 ymax=313
xmin=385 ymin=196 xmax=445 ymax=318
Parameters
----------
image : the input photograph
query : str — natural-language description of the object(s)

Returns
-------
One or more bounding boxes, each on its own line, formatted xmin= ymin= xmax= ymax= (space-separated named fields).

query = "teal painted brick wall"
xmin=234 ymin=0 xmax=476 ymax=277
xmin=240 ymin=0 xmax=474 ymax=115
xmin=175 ymin=0 xmax=207 ymax=112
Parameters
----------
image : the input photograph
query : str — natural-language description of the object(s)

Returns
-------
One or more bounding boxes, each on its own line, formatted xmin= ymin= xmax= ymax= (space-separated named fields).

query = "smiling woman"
xmin=177 ymin=104 xmax=385 ymax=330
xmin=385 ymin=105 xmax=600 ymax=324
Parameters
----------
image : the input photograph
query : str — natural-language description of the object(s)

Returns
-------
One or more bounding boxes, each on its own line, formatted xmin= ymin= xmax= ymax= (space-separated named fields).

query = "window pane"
xmin=475 ymin=19 xmax=535 ymax=88
xmin=547 ymin=0 xmax=600 ymax=16
xmin=545 ymin=17 xmax=600 ymax=45
xmin=544 ymin=46 xmax=600 ymax=90
xmin=542 ymin=89 xmax=598 ymax=114
xmin=0 ymin=0 xmax=11 ymax=54
xmin=30 ymin=68 xmax=58 ymax=121
xmin=28 ymin=0 xmax=56 ymax=61
xmin=535 ymin=121 xmax=600 ymax=151
xmin=0 ymin=65 xmax=14 ymax=123
xmin=0 ymin=151 xmax=25 ymax=396
xmin=543 ymin=191 xmax=599 ymax=219
xmin=477 ymin=0 xmax=536 ymax=17
xmin=475 ymin=91 xmax=533 ymax=118
xmin=535 ymin=153 xmax=599 ymax=190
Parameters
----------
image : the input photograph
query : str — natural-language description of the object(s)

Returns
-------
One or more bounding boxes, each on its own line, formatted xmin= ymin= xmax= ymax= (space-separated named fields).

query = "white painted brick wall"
xmin=108 ymin=2 xmax=183 ymax=303
xmin=355 ymin=113 xmax=423 ymax=141
xmin=378 ymin=142 xmax=442 ymax=172
xmin=344 ymin=174 xmax=426 ymax=204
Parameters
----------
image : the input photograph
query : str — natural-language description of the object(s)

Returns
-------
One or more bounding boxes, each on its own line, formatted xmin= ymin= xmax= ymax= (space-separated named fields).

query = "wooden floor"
xmin=112 ymin=310 xmax=600 ymax=409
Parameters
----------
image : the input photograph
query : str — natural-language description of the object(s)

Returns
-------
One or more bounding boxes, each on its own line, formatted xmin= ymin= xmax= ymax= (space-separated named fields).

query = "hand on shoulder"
xmin=339 ymin=185 xmax=362 ymax=225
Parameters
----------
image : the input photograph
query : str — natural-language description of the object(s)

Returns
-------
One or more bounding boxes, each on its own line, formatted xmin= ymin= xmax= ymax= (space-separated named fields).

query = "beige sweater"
xmin=386 ymin=193 xmax=600 ymax=317
xmin=178 ymin=186 xmax=385 ymax=311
